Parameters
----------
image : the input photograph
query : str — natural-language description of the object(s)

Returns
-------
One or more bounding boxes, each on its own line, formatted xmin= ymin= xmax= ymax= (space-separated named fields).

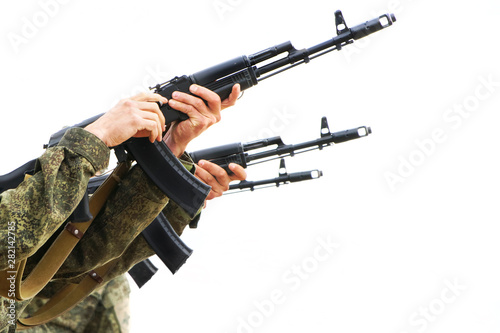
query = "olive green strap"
xmin=0 ymin=162 xmax=130 ymax=329
xmin=17 ymin=258 xmax=119 ymax=329
xmin=14 ymin=161 xmax=130 ymax=301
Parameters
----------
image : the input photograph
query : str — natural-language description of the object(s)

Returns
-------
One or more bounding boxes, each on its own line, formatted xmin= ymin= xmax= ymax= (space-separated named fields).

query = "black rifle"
xmin=0 ymin=10 xmax=395 ymax=286
xmin=129 ymin=117 xmax=372 ymax=284
xmin=190 ymin=117 xmax=371 ymax=190
xmin=226 ymin=158 xmax=324 ymax=192
xmin=0 ymin=10 xmax=395 ymax=221
xmin=154 ymin=11 xmax=396 ymax=124
xmin=116 ymin=117 xmax=375 ymax=286
xmin=129 ymin=10 xmax=395 ymax=216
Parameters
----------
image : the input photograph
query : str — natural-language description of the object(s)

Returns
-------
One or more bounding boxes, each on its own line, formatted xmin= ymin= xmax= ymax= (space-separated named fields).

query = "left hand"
xmin=85 ymin=92 xmax=167 ymax=147
xmin=163 ymin=84 xmax=240 ymax=157
xmin=195 ymin=160 xmax=247 ymax=201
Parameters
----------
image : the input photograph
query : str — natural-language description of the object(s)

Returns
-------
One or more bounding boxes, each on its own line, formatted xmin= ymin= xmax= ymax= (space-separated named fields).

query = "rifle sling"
xmin=16 ymin=258 xmax=120 ymax=329
xmin=14 ymin=161 xmax=130 ymax=301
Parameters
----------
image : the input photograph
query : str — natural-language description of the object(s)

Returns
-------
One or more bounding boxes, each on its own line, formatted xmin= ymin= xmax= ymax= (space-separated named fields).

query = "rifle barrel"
xmin=246 ymin=126 xmax=371 ymax=164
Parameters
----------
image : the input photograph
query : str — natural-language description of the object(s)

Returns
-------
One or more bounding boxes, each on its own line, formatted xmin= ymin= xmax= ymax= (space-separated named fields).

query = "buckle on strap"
xmin=65 ymin=222 xmax=84 ymax=239
xmin=88 ymin=270 xmax=104 ymax=284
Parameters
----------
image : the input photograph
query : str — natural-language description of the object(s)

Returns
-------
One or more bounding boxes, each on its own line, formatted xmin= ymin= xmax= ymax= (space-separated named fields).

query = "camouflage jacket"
xmin=0 ymin=128 xmax=199 ymax=331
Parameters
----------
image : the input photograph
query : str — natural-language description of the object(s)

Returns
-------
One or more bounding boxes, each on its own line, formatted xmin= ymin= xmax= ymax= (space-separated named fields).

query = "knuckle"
xmin=193 ymin=98 xmax=205 ymax=110
xmin=206 ymin=91 xmax=220 ymax=103
xmin=215 ymin=168 xmax=226 ymax=179
xmin=187 ymin=105 xmax=198 ymax=115
xmin=121 ymin=99 xmax=136 ymax=109
xmin=130 ymin=114 xmax=141 ymax=126
xmin=197 ymin=116 xmax=209 ymax=127
xmin=208 ymin=115 xmax=218 ymax=126
xmin=151 ymin=112 xmax=160 ymax=121
xmin=154 ymin=104 xmax=163 ymax=114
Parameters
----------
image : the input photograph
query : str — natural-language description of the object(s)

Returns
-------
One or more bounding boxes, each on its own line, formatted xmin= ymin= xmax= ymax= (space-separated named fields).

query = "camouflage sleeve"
xmin=50 ymin=163 xmax=171 ymax=282
xmin=32 ymin=151 xmax=203 ymax=293
xmin=43 ymin=152 xmax=201 ymax=286
xmin=0 ymin=128 xmax=109 ymax=271
xmin=162 ymin=200 xmax=199 ymax=236
xmin=104 ymin=153 xmax=201 ymax=280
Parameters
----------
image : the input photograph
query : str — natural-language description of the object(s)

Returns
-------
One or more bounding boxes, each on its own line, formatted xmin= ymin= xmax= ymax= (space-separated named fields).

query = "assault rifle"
xmin=0 ymin=10 xmax=395 ymax=286
xmin=1 ymin=10 xmax=395 ymax=219
xmin=122 ymin=9 xmax=395 ymax=217
xmin=155 ymin=11 xmax=396 ymax=124
xmin=130 ymin=117 xmax=372 ymax=287
xmin=227 ymin=158 xmax=324 ymax=192
xmin=190 ymin=117 xmax=371 ymax=192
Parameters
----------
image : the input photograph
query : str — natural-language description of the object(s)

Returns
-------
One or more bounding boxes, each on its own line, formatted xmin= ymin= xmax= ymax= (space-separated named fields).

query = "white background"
xmin=1 ymin=0 xmax=500 ymax=332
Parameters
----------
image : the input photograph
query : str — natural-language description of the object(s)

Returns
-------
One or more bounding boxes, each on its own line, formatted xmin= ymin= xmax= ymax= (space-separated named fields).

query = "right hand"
xmin=163 ymin=84 xmax=241 ymax=157
xmin=85 ymin=92 xmax=168 ymax=147
xmin=194 ymin=160 xmax=247 ymax=201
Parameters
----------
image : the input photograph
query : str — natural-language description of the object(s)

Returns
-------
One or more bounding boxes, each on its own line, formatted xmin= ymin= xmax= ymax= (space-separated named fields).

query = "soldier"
xmin=0 ymin=84 xmax=245 ymax=332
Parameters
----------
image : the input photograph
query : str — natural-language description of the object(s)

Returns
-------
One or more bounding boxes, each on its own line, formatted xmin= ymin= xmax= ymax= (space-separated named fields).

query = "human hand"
xmin=163 ymin=84 xmax=240 ymax=157
xmin=85 ymin=92 xmax=167 ymax=147
xmin=195 ymin=160 xmax=247 ymax=201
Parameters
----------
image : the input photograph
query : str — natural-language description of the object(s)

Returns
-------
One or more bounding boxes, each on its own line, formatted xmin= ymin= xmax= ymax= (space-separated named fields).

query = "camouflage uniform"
xmin=0 ymin=128 xmax=198 ymax=332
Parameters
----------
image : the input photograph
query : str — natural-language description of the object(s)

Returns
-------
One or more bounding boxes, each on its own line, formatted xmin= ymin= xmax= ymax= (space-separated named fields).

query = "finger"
xmin=189 ymin=85 xmax=222 ymax=117
xmin=200 ymin=160 xmax=232 ymax=189
xmin=132 ymin=118 xmax=160 ymax=143
xmin=170 ymin=89 xmax=218 ymax=121
xmin=195 ymin=163 xmax=224 ymax=200
xmin=228 ymin=163 xmax=247 ymax=181
xmin=135 ymin=109 xmax=163 ymax=142
xmin=170 ymin=86 xmax=221 ymax=121
xmin=221 ymin=84 xmax=241 ymax=110
xmin=143 ymin=109 xmax=162 ymax=142
xmin=131 ymin=92 xmax=169 ymax=104
xmin=135 ymin=101 xmax=166 ymax=132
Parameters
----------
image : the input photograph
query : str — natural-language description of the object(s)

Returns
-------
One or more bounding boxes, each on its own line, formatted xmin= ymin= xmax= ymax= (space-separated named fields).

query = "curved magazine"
xmin=124 ymin=138 xmax=210 ymax=218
